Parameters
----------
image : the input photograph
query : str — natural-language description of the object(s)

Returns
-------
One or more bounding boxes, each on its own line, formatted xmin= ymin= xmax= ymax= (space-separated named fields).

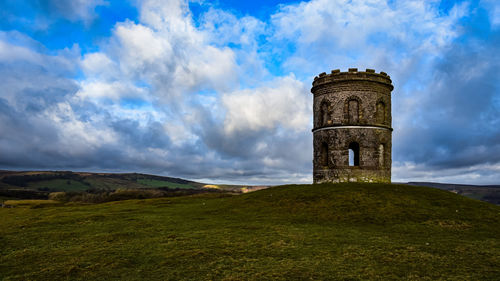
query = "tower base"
xmin=313 ymin=167 xmax=390 ymax=184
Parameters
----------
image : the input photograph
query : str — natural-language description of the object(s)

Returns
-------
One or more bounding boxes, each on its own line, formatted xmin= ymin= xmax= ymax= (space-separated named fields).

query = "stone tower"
xmin=311 ymin=68 xmax=394 ymax=183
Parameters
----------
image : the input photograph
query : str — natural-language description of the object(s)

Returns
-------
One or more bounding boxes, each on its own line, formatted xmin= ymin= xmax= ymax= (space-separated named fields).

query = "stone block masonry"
xmin=311 ymin=68 xmax=394 ymax=183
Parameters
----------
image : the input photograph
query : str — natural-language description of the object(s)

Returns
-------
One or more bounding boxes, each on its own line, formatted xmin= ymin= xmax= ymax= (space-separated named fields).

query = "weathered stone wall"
xmin=311 ymin=68 xmax=394 ymax=183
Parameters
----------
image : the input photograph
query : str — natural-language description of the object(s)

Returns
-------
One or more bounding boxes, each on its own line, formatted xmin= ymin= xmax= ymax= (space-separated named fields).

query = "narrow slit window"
xmin=321 ymin=142 xmax=329 ymax=166
xmin=320 ymin=102 xmax=329 ymax=126
xmin=348 ymin=142 xmax=359 ymax=166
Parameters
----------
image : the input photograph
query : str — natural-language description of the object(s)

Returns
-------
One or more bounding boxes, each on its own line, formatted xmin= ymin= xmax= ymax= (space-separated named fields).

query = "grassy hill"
xmin=0 ymin=170 xmax=205 ymax=192
xmin=1 ymin=183 xmax=499 ymax=280
xmin=0 ymin=171 xmax=261 ymax=202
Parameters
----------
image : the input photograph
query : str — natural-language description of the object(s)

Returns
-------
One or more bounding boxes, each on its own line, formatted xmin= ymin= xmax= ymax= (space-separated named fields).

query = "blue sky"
xmin=0 ymin=0 xmax=499 ymax=185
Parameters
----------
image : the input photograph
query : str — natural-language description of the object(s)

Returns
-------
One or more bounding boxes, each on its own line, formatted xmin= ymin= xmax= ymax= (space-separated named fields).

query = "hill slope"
xmin=0 ymin=171 xmax=261 ymax=201
xmin=407 ymin=182 xmax=500 ymax=205
xmin=1 ymin=183 xmax=499 ymax=280
xmin=0 ymin=170 xmax=205 ymax=192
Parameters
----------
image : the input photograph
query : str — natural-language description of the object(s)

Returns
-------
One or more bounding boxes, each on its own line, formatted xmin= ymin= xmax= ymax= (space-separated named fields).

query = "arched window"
xmin=376 ymin=101 xmax=386 ymax=124
xmin=321 ymin=142 xmax=329 ymax=166
xmin=320 ymin=102 xmax=329 ymax=126
xmin=348 ymin=142 xmax=359 ymax=166
xmin=378 ymin=144 xmax=385 ymax=167
xmin=348 ymin=99 xmax=359 ymax=123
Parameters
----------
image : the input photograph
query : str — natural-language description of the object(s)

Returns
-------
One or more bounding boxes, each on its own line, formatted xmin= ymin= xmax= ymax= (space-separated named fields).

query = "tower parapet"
xmin=311 ymin=68 xmax=394 ymax=183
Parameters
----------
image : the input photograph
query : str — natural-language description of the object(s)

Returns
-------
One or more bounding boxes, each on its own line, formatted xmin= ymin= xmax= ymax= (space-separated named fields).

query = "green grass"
xmin=137 ymin=178 xmax=195 ymax=189
xmin=1 ymin=183 xmax=499 ymax=280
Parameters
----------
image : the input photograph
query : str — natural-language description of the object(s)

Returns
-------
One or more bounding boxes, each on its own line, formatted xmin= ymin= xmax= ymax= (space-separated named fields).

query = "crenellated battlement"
xmin=312 ymin=68 xmax=393 ymax=91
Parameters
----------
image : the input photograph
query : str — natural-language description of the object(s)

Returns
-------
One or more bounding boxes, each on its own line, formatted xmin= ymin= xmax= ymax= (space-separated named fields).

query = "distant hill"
xmin=1 ymin=170 xmax=498 ymax=205
xmin=0 ymin=170 xmax=205 ymax=191
xmin=1 ymin=183 xmax=499 ymax=280
xmin=0 ymin=170 xmax=203 ymax=200
xmin=407 ymin=182 xmax=500 ymax=205
xmin=0 ymin=170 xmax=266 ymax=201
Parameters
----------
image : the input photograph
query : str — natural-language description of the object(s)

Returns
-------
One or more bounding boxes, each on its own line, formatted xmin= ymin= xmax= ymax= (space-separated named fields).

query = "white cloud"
xmin=199 ymin=7 xmax=270 ymax=87
xmin=76 ymin=80 xmax=149 ymax=101
xmin=81 ymin=52 xmax=118 ymax=80
xmin=175 ymin=45 xmax=236 ymax=93
xmin=139 ymin=0 xmax=194 ymax=31
xmin=200 ymin=8 xmax=266 ymax=47
xmin=114 ymin=21 xmax=173 ymax=73
xmin=222 ymin=75 xmax=310 ymax=134
xmin=270 ymin=0 xmax=467 ymax=76
xmin=91 ymin=5 xmax=239 ymax=101
xmin=272 ymin=0 xmax=464 ymax=48
xmin=43 ymin=102 xmax=118 ymax=154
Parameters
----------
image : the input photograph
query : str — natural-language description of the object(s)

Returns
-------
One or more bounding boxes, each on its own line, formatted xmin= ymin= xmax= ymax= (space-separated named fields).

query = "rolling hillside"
xmin=0 ymin=171 xmax=262 ymax=201
xmin=1 ymin=183 xmax=499 ymax=280
xmin=0 ymin=170 xmax=205 ymax=192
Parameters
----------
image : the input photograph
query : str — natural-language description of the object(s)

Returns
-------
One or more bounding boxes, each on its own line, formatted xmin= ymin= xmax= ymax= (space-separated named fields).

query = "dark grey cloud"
xmin=394 ymin=25 xmax=500 ymax=172
xmin=111 ymin=119 xmax=171 ymax=149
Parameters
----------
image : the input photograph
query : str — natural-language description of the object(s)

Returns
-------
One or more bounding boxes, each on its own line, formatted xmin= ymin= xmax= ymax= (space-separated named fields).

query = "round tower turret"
xmin=311 ymin=68 xmax=394 ymax=183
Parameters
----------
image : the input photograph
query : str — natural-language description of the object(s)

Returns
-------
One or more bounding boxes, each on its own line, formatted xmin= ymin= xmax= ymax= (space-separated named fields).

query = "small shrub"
xmin=48 ymin=192 xmax=68 ymax=202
